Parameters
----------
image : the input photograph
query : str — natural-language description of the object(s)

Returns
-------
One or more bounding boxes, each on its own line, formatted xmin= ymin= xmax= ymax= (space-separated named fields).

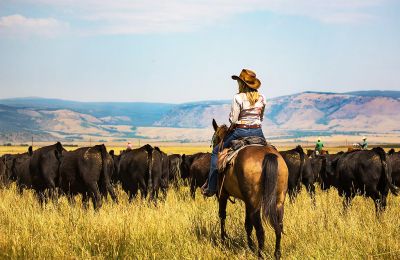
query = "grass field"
xmin=0 ymin=146 xmax=399 ymax=259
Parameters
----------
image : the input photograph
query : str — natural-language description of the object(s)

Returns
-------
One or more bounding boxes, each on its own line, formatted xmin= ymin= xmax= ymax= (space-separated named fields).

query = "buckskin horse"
xmin=211 ymin=119 xmax=288 ymax=259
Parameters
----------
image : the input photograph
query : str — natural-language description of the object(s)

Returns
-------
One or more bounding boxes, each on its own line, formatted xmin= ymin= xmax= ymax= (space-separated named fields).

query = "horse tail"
xmin=261 ymin=153 xmax=282 ymax=233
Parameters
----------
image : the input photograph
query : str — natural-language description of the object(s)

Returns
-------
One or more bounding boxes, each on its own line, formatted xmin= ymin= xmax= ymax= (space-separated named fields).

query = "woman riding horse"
xmin=201 ymin=69 xmax=288 ymax=259
xmin=202 ymin=69 xmax=267 ymax=196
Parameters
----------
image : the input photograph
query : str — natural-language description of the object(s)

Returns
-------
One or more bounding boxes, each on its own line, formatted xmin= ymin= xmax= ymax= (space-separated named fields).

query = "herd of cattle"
xmin=0 ymin=142 xmax=399 ymax=212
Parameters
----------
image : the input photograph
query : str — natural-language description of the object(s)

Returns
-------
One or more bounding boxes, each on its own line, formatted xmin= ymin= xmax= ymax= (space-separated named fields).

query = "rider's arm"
xmin=260 ymin=94 xmax=267 ymax=121
xmin=229 ymin=95 xmax=241 ymax=124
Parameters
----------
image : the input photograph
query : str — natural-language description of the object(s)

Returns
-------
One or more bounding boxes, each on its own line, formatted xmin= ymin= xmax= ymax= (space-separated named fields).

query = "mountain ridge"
xmin=0 ymin=90 xmax=399 ymax=143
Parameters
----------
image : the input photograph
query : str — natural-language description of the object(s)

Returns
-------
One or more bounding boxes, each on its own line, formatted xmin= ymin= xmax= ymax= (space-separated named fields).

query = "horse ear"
xmin=212 ymin=119 xmax=218 ymax=131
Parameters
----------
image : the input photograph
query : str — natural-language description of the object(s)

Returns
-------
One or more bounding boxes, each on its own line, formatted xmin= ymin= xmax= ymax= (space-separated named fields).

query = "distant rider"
xmin=359 ymin=137 xmax=368 ymax=150
xmin=202 ymin=69 xmax=267 ymax=197
xmin=126 ymin=142 xmax=133 ymax=151
xmin=315 ymin=138 xmax=324 ymax=155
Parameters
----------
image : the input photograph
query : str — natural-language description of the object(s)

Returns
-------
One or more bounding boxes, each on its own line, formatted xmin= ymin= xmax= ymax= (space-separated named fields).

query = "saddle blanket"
xmin=217 ymin=136 xmax=267 ymax=172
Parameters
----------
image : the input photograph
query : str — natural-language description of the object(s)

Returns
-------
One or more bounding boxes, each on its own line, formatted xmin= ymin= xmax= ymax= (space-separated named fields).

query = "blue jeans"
xmin=206 ymin=127 xmax=265 ymax=192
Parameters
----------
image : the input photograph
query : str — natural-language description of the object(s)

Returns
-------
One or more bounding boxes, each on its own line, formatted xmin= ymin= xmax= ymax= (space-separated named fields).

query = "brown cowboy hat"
xmin=231 ymin=69 xmax=261 ymax=90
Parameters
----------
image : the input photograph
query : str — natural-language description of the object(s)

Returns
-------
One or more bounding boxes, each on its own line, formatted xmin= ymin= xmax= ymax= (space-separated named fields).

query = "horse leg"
xmin=218 ymin=193 xmax=229 ymax=241
xmin=245 ymin=205 xmax=255 ymax=251
xmin=274 ymin=222 xmax=282 ymax=260
xmin=251 ymin=210 xmax=265 ymax=258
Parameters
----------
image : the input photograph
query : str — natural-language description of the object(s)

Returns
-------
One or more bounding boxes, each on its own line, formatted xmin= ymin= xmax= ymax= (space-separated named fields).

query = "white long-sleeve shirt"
xmin=229 ymin=93 xmax=266 ymax=125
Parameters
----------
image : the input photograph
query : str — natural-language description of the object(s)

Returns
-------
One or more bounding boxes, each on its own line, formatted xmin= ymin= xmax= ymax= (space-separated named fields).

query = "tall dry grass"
xmin=0 ymin=183 xmax=399 ymax=259
xmin=1 ymin=145 xmax=399 ymax=259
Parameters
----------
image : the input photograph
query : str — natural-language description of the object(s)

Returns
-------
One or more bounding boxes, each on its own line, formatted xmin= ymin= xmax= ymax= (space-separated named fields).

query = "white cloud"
xmin=0 ymin=14 xmax=69 ymax=37
xmin=1 ymin=0 xmax=388 ymax=36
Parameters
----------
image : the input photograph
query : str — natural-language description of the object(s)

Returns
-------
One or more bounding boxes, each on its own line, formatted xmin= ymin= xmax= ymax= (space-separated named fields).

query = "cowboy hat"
xmin=231 ymin=69 xmax=261 ymax=90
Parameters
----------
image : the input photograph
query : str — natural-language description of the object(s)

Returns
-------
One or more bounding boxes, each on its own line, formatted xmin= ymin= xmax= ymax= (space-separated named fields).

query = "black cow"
xmin=313 ymin=152 xmax=344 ymax=191
xmin=388 ymin=149 xmax=400 ymax=187
xmin=109 ymin=150 xmax=121 ymax=185
xmin=58 ymin=144 xmax=118 ymax=209
xmin=280 ymin=146 xmax=316 ymax=204
xmin=168 ymin=154 xmax=182 ymax=189
xmin=310 ymin=155 xmax=323 ymax=185
xmin=0 ymin=155 xmax=10 ymax=187
xmin=324 ymin=148 xmax=398 ymax=213
xmin=118 ymin=144 xmax=162 ymax=202
xmin=29 ymin=142 xmax=65 ymax=204
xmin=181 ymin=152 xmax=211 ymax=199
xmin=1 ymin=154 xmax=19 ymax=187
xmin=280 ymin=146 xmax=305 ymax=201
xmin=10 ymin=150 xmax=32 ymax=192
xmin=155 ymin=147 xmax=170 ymax=199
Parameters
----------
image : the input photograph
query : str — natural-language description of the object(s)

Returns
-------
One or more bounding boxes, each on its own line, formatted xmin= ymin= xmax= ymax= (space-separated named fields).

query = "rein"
xmin=213 ymin=124 xmax=236 ymax=203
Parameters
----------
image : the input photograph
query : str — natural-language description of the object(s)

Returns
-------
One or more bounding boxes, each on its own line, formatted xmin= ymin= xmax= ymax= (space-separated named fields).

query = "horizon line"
xmin=0 ymin=89 xmax=398 ymax=104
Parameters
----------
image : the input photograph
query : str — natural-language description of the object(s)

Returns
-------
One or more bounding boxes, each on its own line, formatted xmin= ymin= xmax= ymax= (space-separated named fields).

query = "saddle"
xmin=217 ymin=136 xmax=267 ymax=173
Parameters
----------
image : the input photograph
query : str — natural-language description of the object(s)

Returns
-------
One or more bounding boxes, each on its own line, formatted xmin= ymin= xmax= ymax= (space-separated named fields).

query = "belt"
xmin=236 ymin=124 xmax=261 ymax=129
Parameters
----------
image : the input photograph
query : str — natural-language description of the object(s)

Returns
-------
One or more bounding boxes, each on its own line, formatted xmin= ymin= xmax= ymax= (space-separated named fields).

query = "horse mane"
xmin=215 ymin=124 xmax=228 ymax=140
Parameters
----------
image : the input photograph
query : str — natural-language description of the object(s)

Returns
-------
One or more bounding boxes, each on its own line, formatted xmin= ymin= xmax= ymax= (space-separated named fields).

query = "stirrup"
xmin=200 ymin=181 xmax=208 ymax=191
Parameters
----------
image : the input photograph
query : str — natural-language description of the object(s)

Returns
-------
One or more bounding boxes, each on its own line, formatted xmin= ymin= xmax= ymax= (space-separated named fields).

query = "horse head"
xmin=211 ymin=119 xmax=229 ymax=148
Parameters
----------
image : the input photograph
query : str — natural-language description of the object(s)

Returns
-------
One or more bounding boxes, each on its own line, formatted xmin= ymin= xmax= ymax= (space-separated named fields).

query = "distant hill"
xmin=155 ymin=91 xmax=400 ymax=132
xmin=0 ymin=97 xmax=174 ymax=126
xmin=0 ymin=90 xmax=399 ymax=142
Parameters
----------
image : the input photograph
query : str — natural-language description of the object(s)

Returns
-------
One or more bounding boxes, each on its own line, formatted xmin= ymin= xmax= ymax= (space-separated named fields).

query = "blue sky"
xmin=0 ymin=0 xmax=399 ymax=103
